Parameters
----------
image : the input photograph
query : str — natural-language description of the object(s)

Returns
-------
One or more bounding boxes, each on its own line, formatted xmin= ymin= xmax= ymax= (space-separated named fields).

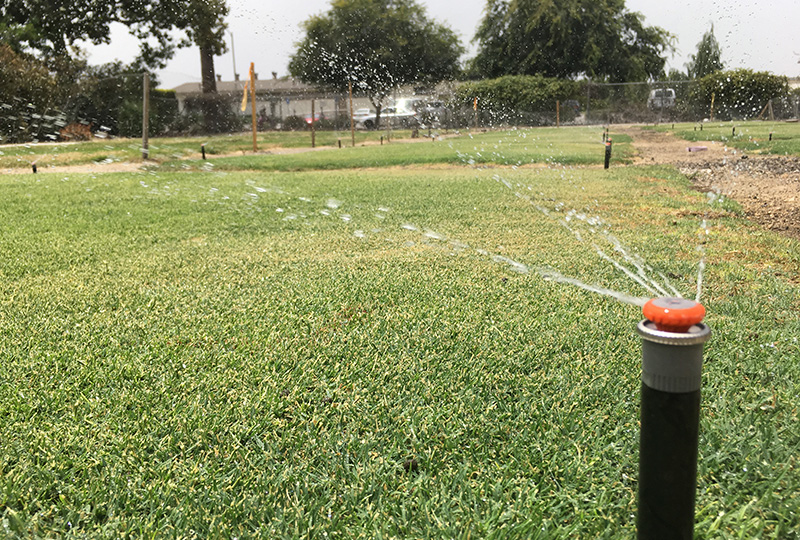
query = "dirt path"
xmin=619 ymin=126 xmax=800 ymax=240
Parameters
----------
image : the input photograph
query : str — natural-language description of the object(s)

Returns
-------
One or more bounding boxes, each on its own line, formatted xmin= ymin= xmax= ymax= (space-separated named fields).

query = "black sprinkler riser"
xmin=636 ymin=320 xmax=711 ymax=540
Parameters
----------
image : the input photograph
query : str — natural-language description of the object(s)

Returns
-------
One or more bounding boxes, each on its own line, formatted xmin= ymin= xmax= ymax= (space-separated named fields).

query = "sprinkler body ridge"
xmin=636 ymin=297 xmax=711 ymax=540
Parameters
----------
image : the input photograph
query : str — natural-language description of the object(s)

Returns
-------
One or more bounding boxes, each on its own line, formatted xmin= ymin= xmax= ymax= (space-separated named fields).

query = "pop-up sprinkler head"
xmin=636 ymin=298 xmax=711 ymax=539
xmin=642 ymin=297 xmax=705 ymax=333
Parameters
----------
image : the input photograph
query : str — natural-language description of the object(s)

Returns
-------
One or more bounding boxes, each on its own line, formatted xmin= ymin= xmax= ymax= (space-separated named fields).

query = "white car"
xmin=352 ymin=108 xmax=373 ymax=124
xmin=648 ymin=88 xmax=676 ymax=109
xmin=355 ymin=106 xmax=418 ymax=130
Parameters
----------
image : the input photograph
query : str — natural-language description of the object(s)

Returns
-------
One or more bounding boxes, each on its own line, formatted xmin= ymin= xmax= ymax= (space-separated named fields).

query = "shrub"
xmin=183 ymin=94 xmax=244 ymax=134
xmin=452 ymin=75 xmax=582 ymax=126
xmin=282 ymin=115 xmax=307 ymax=131
xmin=687 ymin=69 xmax=789 ymax=120
xmin=0 ymin=45 xmax=63 ymax=143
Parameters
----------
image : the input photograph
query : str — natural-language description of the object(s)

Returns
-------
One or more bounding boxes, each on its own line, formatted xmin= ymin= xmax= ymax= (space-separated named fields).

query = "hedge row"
xmin=686 ymin=69 xmax=790 ymax=120
xmin=453 ymin=75 xmax=583 ymax=125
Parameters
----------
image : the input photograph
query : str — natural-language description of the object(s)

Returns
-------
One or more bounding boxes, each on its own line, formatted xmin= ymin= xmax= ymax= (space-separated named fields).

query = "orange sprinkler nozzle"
xmin=643 ymin=297 xmax=706 ymax=333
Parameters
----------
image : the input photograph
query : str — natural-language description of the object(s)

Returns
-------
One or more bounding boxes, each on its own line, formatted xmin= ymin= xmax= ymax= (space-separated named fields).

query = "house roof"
xmin=173 ymin=77 xmax=334 ymax=98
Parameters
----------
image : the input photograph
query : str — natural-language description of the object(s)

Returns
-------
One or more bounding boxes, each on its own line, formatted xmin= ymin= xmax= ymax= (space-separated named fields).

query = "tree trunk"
xmin=200 ymin=44 xmax=223 ymax=132
xmin=201 ymin=44 xmax=217 ymax=94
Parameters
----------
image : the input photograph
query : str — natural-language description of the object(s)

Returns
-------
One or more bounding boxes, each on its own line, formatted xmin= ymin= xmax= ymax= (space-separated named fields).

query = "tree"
xmin=180 ymin=0 xmax=230 ymax=132
xmin=471 ymin=0 xmax=672 ymax=82
xmin=289 ymin=0 xmax=463 ymax=128
xmin=0 ymin=43 xmax=61 ymax=143
xmin=1 ymin=0 xmax=229 ymax=132
xmin=165 ymin=0 xmax=229 ymax=95
xmin=686 ymin=25 xmax=723 ymax=79
xmin=0 ymin=0 xmax=227 ymax=73
xmin=1 ymin=0 xmax=177 ymax=66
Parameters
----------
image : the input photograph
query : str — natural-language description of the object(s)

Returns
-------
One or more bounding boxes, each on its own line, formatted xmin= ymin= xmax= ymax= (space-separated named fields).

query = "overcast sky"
xmin=84 ymin=0 xmax=800 ymax=89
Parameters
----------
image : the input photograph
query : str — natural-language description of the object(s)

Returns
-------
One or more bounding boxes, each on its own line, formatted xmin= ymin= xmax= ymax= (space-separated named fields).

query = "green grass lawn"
xmin=1 ymin=128 xmax=798 ymax=538
xmin=1 ymin=126 xmax=632 ymax=171
xmin=0 ymin=130 xmax=418 ymax=169
xmin=162 ymin=127 xmax=631 ymax=172
xmin=649 ymin=120 xmax=800 ymax=156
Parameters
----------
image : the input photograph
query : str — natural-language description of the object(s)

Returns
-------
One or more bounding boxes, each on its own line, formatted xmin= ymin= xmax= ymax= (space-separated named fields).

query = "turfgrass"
xmin=162 ymin=127 xmax=632 ymax=172
xmin=649 ymin=120 xmax=800 ymax=156
xmin=0 ymin=126 xmax=632 ymax=171
xmin=1 ymin=130 xmax=798 ymax=538
xmin=0 ymin=130 xmax=417 ymax=169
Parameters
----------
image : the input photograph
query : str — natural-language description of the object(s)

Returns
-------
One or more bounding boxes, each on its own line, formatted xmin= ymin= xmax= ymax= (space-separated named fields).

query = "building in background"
xmin=172 ymin=72 xmax=372 ymax=126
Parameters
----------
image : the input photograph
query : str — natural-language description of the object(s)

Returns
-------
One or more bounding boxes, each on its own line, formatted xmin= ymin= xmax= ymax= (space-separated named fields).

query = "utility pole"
xmin=311 ymin=99 xmax=316 ymax=148
xmin=349 ymin=80 xmax=355 ymax=148
xmin=250 ymin=63 xmax=257 ymax=152
xmin=586 ymin=79 xmax=591 ymax=124
xmin=230 ymin=32 xmax=238 ymax=82
xmin=142 ymin=71 xmax=150 ymax=160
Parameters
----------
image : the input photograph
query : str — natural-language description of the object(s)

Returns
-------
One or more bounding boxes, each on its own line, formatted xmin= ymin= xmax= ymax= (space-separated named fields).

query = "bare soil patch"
xmin=620 ymin=126 xmax=800 ymax=240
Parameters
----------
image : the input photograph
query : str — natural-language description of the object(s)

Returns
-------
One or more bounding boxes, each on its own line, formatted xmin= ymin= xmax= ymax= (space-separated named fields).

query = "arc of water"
xmin=695 ymin=259 xmax=706 ymax=303
xmin=492 ymin=255 xmax=530 ymax=274
xmin=602 ymin=233 xmax=676 ymax=298
xmin=501 ymin=165 xmax=688 ymax=300
xmin=593 ymin=247 xmax=663 ymax=296
xmin=538 ymin=269 xmax=649 ymax=306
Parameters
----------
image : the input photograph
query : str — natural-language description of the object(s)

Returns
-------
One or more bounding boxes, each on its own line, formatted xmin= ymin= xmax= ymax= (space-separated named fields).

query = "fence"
xmin=0 ymin=72 xmax=182 ymax=145
xmin=3 ymin=76 xmax=798 ymax=145
xmin=583 ymin=80 xmax=799 ymax=125
xmin=445 ymin=80 xmax=799 ymax=130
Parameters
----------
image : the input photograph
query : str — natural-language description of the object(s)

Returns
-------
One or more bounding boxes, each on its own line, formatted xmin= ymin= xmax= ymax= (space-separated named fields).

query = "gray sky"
xmin=85 ymin=0 xmax=800 ymax=89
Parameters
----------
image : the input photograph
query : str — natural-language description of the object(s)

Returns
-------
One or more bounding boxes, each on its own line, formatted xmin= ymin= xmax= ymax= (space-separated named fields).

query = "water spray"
xmin=637 ymin=297 xmax=711 ymax=540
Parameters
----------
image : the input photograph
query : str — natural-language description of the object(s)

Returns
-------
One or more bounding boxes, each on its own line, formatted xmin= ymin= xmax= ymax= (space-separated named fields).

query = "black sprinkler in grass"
xmin=637 ymin=297 xmax=711 ymax=540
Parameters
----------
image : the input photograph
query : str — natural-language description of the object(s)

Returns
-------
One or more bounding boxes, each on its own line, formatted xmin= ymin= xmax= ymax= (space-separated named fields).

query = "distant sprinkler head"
xmin=643 ymin=297 xmax=706 ymax=333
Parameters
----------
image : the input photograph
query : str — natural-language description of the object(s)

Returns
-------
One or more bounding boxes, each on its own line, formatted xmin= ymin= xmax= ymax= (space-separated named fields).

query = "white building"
xmin=172 ymin=73 xmax=373 ymax=121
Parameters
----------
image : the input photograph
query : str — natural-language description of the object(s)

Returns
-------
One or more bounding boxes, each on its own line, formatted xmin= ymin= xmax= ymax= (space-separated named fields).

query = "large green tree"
xmin=686 ymin=25 xmax=723 ymax=79
xmin=180 ymin=0 xmax=230 ymax=131
xmin=1 ymin=0 xmax=228 ymax=131
xmin=289 ymin=0 xmax=463 ymax=128
xmin=471 ymin=0 xmax=672 ymax=82
xmin=1 ymin=0 xmax=181 ymax=66
xmin=0 ymin=0 xmax=227 ymax=67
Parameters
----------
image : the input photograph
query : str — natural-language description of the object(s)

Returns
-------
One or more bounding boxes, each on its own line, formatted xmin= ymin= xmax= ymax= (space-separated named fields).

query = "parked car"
xmin=352 ymin=108 xmax=373 ymax=125
xmin=647 ymin=88 xmax=676 ymax=109
xmin=304 ymin=111 xmax=328 ymax=125
xmin=355 ymin=105 xmax=418 ymax=130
